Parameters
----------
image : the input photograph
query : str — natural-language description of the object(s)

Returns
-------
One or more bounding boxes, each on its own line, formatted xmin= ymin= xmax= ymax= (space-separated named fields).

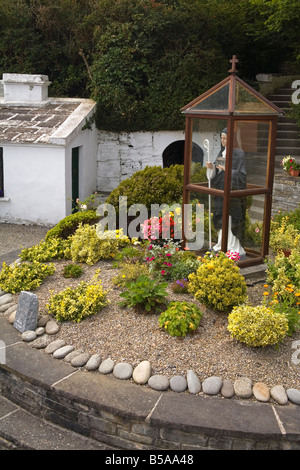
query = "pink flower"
xmin=255 ymin=227 xmax=260 ymax=233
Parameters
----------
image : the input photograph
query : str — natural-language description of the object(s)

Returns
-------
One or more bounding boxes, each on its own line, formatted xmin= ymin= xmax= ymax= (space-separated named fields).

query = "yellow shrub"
xmin=188 ymin=252 xmax=247 ymax=312
xmin=227 ymin=304 xmax=288 ymax=347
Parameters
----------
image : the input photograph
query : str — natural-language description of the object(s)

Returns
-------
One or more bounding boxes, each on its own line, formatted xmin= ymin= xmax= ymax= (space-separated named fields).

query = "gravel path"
xmin=0 ymin=223 xmax=50 ymax=257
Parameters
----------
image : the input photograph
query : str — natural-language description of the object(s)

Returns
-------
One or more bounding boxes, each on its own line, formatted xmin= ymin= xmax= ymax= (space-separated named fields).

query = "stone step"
xmin=0 ymin=395 xmax=110 ymax=450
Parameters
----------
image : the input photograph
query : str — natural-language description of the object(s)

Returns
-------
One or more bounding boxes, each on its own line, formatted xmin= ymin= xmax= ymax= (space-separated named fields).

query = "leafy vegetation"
xmin=1 ymin=0 xmax=298 ymax=131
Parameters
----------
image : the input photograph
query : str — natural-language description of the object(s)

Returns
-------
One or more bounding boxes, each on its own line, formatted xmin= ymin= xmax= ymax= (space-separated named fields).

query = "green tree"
xmin=90 ymin=0 xmax=226 ymax=131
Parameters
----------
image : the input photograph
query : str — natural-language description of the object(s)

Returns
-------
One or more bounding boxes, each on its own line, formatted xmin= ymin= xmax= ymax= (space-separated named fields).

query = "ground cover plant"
xmin=0 ymin=261 xmax=55 ymax=293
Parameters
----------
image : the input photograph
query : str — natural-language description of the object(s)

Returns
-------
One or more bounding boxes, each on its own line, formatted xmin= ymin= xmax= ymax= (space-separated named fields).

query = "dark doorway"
xmin=72 ymin=147 xmax=79 ymax=212
xmin=163 ymin=140 xmax=203 ymax=167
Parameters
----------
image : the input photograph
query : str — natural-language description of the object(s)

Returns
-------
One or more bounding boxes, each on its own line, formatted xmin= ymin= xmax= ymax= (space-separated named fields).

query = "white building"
xmin=0 ymin=73 xmax=205 ymax=225
xmin=0 ymin=73 xmax=97 ymax=225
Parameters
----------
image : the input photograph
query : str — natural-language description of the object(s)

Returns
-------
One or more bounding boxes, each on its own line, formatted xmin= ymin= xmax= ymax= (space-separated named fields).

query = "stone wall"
xmin=97 ymin=130 xmax=185 ymax=192
xmin=272 ymin=172 xmax=300 ymax=216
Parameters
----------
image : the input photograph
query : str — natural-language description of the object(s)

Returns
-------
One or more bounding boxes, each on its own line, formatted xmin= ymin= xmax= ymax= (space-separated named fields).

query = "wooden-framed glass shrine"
xmin=181 ymin=56 xmax=283 ymax=267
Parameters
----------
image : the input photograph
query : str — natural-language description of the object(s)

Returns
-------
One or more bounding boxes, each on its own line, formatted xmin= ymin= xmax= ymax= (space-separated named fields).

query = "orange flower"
xmin=263 ymin=292 xmax=269 ymax=296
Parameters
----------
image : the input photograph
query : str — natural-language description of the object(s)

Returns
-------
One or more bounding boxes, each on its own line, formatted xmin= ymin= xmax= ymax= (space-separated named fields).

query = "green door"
xmin=72 ymin=147 xmax=79 ymax=212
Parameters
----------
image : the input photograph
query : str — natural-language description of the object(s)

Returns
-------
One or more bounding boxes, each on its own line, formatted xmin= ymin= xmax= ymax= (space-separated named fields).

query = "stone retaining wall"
xmin=1 ymin=367 xmax=299 ymax=450
xmin=272 ymin=172 xmax=300 ymax=216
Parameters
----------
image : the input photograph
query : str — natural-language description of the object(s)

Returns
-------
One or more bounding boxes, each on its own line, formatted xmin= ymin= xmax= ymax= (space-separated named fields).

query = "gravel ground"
xmin=1 ymin=223 xmax=300 ymax=390
xmin=0 ymin=223 xmax=50 ymax=257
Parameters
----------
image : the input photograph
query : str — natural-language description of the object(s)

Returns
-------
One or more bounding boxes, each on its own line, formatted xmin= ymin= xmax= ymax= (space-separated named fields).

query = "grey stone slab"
xmin=54 ymin=370 xmax=160 ymax=419
xmin=148 ymin=393 xmax=283 ymax=439
xmin=0 ymin=407 xmax=107 ymax=450
xmin=0 ymin=395 xmax=18 ymax=418
xmin=13 ymin=291 xmax=39 ymax=333
xmin=0 ymin=317 xmax=21 ymax=345
xmin=1 ymin=340 xmax=75 ymax=387
xmin=276 ymin=405 xmax=300 ymax=438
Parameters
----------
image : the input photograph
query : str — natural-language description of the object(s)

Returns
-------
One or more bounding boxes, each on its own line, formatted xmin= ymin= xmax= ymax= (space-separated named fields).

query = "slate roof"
xmin=0 ymin=100 xmax=81 ymax=144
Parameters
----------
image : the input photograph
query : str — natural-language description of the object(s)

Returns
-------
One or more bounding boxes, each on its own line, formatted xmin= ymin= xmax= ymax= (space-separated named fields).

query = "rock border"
xmin=1 ymin=287 xmax=300 ymax=407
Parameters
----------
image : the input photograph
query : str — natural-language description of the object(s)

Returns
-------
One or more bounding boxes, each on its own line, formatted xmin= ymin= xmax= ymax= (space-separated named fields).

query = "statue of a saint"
xmin=206 ymin=128 xmax=246 ymax=258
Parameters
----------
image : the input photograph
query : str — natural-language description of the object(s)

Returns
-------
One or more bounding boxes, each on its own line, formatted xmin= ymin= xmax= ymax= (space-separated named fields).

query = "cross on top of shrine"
xmin=228 ymin=55 xmax=239 ymax=74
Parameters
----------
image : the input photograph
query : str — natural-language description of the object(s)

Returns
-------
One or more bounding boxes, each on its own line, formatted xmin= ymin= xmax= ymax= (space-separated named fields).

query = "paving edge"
xmin=1 ymin=322 xmax=300 ymax=450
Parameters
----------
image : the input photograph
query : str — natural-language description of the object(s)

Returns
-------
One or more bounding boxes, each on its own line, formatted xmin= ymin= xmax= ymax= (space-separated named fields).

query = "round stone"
xmin=133 ymin=361 xmax=152 ymax=385
xmin=234 ymin=377 xmax=253 ymax=398
xmin=202 ymin=376 xmax=223 ymax=395
xmin=221 ymin=379 xmax=234 ymax=398
xmin=113 ymin=362 xmax=133 ymax=380
xmin=287 ymin=388 xmax=300 ymax=405
xmin=71 ymin=352 xmax=91 ymax=367
xmin=85 ymin=354 xmax=102 ymax=371
xmin=45 ymin=339 xmax=66 ymax=354
xmin=45 ymin=320 xmax=60 ymax=335
xmin=31 ymin=334 xmax=52 ymax=349
xmin=187 ymin=370 xmax=201 ymax=394
xmin=53 ymin=345 xmax=74 ymax=359
xmin=22 ymin=330 xmax=37 ymax=342
xmin=148 ymin=375 xmax=169 ymax=391
xmin=170 ymin=375 xmax=187 ymax=393
xmin=35 ymin=327 xmax=45 ymax=336
xmin=253 ymin=382 xmax=270 ymax=402
xmin=64 ymin=349 xmax=84 ymax=363
xmin=38 ymin=315 xmax=51 ymax=327
xmin=99 ymin=358 xmax=115 ymax=374
xmin=270 ymin=385 xmax=288 ymax=405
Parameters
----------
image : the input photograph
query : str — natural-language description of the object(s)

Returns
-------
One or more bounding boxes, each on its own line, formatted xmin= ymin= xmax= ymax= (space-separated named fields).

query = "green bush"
xmin=68 ymin=224 xmax=130 ymax=265
xmin=227 ymin=304 xmax=289 ymax=347
xmin=159 ymin=301 xmax=203 ymax=337
xmin=45 ymin=210 xmax=100 ymax=240
xmin=188 ymin=252 xmax=247 ymax=312
xmin=0 ymin=261 xmax=55 ymax=293
xmin=118 ymin=275 xmax=168 ymax=312
xmin=105 ymin=165 xmax=184 ymax=216
xmin=62 ymin=263 xmax=83 ymax=279
xmin=46 ymin=271 xmax=108 ymax=323
xmin=266 ymin=249 xmax=300 ymax=296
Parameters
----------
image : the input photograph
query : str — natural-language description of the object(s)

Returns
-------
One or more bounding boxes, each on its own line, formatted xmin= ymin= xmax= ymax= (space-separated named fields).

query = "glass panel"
xmin=233 ymin=120 xmax=270 ymax=189
xmin=190 ymin=118 xmax=227 ymax=186
xmin=244 ymin=194 xmax=265 ymax=254
xmin=235 ymin=82 xmax=278 ymax=114
xmin=192 ymin=83 xmax=229 ymax=112
xmin=186 ymin=192 xmax=218 ymax=252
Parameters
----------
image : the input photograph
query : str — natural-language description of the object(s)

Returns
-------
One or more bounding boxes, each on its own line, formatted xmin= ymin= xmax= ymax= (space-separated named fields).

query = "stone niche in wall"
xmin=272 ymin=172 xmax=300 ymax=216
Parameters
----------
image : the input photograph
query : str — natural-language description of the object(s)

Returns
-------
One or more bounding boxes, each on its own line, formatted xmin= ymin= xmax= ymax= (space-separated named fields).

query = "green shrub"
xmin=45 ymin=210 xmax=100 ymax=240
xmin=68 ymin=224 xmax=130 ymax=265
xmin=46 ymin=271 xmax=108 ymax=323
xmin=20 ymin=238 xmax=71 ymax=262
xmin=62 ymin=263 xmax=83 ymax=278
xmin=0 ymin=261 xmax=55 ymax=293
xmin=188 ymin=252 xmax=247 ymax=312
xmin=119 ymin=275 xmax=168 ymax=312
xmin=112 ymin=262 xmax=149 ymax=287
xmin=159 ymin=301 xmax=203 ymax=337
xmin=227 ymin=304 xmax=289 ymax=347
xmin=105 ymin=165 xmax=184 ymax=216
xmin=266 ymin=249 xmax=300 ymax=296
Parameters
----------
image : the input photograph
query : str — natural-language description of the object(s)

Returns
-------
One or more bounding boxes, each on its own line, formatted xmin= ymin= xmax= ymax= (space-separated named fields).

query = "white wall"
xmin=0 ymin=144 xmax=66 ymax=225
xmin=97 ymin=130 xmax=185 ymax=192
xmin=64 ymin=121 xmax=98 ymax=216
